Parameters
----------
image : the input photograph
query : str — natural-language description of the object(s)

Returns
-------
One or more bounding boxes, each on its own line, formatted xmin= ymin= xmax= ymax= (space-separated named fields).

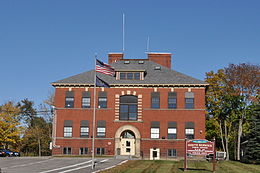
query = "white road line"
xmin=58 ymin=164 xmax=92 ymax=173
xmin=94 ymin=160 xmax=128 ymax=173
xmin=2 ymin=158 xmax=54 ymax=169
xmin=58 ymin=159 xmax=108 ymax=173
xmin=39 ymin=160 xmax=92 ymax=173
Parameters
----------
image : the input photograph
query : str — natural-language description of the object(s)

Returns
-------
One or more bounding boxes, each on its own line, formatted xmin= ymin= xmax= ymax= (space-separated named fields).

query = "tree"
xmin=241 ymin=100 xmax=260 ymax=164
xmin=225 ymin=63 xmax=260 ymax=160
xmin=206 ymin=69 xmax=234 ymax=160
xmin=206 ymin=63 xmax=260 ymax=161
xmin=0 ymin=102 xmax=22 ymax=149
xmin=17 ymin=99 xmax=52 ymax=156
xmin=21 ymin=117 xmax=52 ymax=156
xmin=17 ymin=99 xmax=37 ymax=126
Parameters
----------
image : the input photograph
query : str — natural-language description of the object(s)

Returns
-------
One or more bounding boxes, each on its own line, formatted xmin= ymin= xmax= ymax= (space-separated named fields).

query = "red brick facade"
xmin=52 ymin=53 xmax=207 ymax=159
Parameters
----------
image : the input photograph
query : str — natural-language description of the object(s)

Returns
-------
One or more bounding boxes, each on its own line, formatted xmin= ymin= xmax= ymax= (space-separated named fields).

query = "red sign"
xmin=187 ymin=139 xmax=214 ymax=155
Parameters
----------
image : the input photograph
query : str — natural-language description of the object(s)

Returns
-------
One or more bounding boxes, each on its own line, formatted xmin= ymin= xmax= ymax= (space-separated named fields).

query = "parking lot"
xmin=0 ymin=157 xmax=125 ymax=173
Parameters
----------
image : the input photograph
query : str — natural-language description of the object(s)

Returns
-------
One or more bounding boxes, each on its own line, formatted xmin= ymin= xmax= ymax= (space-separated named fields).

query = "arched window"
xmin=121 ymin=130 xmax=135 ymax=139
xmin=119 ymin=95 xmax=138 ymax=121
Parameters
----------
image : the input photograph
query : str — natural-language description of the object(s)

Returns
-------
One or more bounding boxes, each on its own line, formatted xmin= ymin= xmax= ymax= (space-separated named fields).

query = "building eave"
xmin=51 ymin=82 xmax=208 ymax=88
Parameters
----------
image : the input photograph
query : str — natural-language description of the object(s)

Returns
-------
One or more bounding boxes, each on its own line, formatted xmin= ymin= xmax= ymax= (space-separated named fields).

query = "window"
xmin=120 ymin=73 xmax=126 ymax=80
xmin=185 ymin=122 xmax=195 ymax=139
xmin=80 ymin=127 xmax=89 ymax=137
xmin=168 ymin=122 xmax=177 ymax=139
xmin=119 ymin=72 xmax=141 ymax=80
xmin=65 ymin=91 xmax=74 ymax=108
xmin=119 ymin=95 xmax=138 ymax=121
xmin=97 ymin=120 xmax=106 ymax=138
xmin=98 ymin=98 xmax=107 ymax=108
xmin=151 ymin=121 xmax=160 ymax=139
xmin=65 ymin=98 xmax=74 ymax=108
xmin=134 ymin=73 xmax=140 ymax=80
xmin=64 ymin=127 xmax=72 ymax=137
xmin=168 ymin=92 xmax=177 ymax=109
xmin=121 ymin=130 xmax=135 ymax=139
xmin=97 ymin=127 xmax=105 ymax=137
xmin=82 ymin=98 xmax=90 ymax=108
xmin=82 ymin=92 xmax=91 ymax=108
xmin=80 ymin=120 xmax=89 ymax=138
xmin=185 ymin=129 xmax=194 ymax=139
xmin=79 ymin=148 xmax=88 ymax=155
xmin=96 ymin=148 xmax=105 ymax=155
xmin=168 ymin=149 xmax=177 ymax=157
xmin=151 ymin=92 xmax=160 ymax=109
xmin=127 ymin=73 xmax=133 ymax=80
xmin=151 ymin=128 xmax=160 ymax=139
xmin=63 ymin=147 xmax=71 ymax=155
xmin=185 ymin=92 xmax=194 ymax=109
xmin=98 ymin=91 xmax=107 ymax=108
xmin=64 ymin=120 xmax=72 ymax=137
xmin=168 ymin=128 xmax=177 ymax=139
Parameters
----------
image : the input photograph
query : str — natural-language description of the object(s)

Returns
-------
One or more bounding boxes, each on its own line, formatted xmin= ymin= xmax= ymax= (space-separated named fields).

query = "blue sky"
xmin=0 ymin=0 xmax=259 ymax=107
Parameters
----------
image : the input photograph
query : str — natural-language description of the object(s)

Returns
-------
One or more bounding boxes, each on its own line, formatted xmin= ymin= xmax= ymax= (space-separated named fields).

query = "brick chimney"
xmin=108 ymin=53 xmax=124 ymax=64
xmin=148 ymin=53 xmax=172 ymax=69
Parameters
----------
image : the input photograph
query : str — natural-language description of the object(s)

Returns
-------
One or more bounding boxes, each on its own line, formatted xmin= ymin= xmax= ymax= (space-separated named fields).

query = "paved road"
xmin=0 ymin=157 xmax=125 ymax=173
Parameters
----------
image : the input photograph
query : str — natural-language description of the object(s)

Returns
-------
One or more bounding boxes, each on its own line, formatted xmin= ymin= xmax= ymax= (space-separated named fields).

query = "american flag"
xmin=96 ymin=59 xmax=114 ymax=76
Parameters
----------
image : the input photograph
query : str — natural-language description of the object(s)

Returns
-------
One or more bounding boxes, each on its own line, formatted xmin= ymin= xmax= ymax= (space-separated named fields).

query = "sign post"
xmin=213 ymin=138 xmax=216 ymax=172
xmin=184 ymin=138 xmax=187 ymax=171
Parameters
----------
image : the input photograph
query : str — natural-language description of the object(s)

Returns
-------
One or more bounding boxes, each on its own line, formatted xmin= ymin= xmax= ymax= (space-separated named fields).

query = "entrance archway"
xmin=115 ymin=125 xmax=141 ymax=157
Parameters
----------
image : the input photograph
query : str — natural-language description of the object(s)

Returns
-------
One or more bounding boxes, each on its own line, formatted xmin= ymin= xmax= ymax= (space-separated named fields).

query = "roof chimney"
xmin=108 ymin=53 xmax=124 ymax=64
xmin=148 ymin=53 xmax=172 ymax=69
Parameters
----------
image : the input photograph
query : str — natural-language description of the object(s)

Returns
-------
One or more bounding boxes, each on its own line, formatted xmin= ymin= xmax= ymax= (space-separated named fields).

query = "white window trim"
xmin=151 ymin=128 xmax=160 ymax=139
xmin=64 ymin=127 xmax=72 ymax=137
xmin=185 ymin=128 xmax=194 ymax=134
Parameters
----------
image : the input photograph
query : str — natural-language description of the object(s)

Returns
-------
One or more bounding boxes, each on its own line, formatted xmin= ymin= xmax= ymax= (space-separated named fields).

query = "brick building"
xmin=51 ymin=52 xmax=208 ymax=159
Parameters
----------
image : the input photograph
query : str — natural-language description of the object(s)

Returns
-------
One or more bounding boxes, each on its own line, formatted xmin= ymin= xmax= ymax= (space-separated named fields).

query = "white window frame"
xmin=82 ymin=97 xmax=91 ymax=108
xmin=151 ymin=128 xmax=160 ymax=139
xmin=79 ymin=147 xmax=88 ymax=155
xmin=96 ymin=148 xmax=105 ymax=155
xmin=168 ymin=149 xmax=177 ymax=157
xmin=185 ymin=128 xmax=194 ymax=134
xmin=80 ymin=127 xmax=89 ymax=137
xmin=63 ymin=147 xmax=71 ymax=155
xmin=97 ymin=127 xmax=106 ymax=137
xmin=64 ymin=126 xmax=72 ymax=137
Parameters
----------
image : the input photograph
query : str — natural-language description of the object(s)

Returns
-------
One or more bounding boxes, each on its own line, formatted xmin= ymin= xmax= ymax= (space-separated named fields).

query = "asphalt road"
xmin=0 ymin=157 xmax=126 ymax=173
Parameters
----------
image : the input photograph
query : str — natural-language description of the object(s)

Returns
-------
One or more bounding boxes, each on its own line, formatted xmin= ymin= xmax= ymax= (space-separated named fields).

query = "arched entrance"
xmin=115 ymin=125 xmax=141 ymax=157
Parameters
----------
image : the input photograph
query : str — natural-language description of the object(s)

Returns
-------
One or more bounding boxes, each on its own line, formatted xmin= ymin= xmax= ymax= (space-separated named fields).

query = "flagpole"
xmin=122 ymin=13 xmax=125 ymax=53
xmin=92 ymin=54 xmax=97 ymax=169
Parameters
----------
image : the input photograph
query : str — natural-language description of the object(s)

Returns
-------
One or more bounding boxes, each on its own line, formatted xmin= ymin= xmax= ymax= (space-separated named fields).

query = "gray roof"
xmin=52 ymin=60 xmax=207 ymax=87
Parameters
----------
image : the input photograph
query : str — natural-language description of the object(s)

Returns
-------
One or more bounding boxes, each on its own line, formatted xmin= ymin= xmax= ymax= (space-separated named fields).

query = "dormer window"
xmin=118 ymin=72 xmax=142 ymax=80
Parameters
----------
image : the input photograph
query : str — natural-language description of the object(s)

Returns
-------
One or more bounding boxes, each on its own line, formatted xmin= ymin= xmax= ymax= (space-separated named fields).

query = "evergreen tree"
xmin=242 ymin=103 xmax=260 ymax=164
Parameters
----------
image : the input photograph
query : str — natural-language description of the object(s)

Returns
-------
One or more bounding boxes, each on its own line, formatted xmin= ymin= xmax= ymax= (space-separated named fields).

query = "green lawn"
xmin=100 ymin=160 xmax=260 ymax=173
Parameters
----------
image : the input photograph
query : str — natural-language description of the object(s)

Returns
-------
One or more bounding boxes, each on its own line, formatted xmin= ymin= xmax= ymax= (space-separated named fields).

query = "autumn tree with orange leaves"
xmin=206 ymin=63 xmax=260 ymax=161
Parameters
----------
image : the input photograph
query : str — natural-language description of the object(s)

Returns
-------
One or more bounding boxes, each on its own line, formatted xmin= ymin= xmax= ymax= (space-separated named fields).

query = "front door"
xmin=120 ymin=138 xmax=135 ymax=155
xmin=120 ymin=130 xmax=136 ymax=156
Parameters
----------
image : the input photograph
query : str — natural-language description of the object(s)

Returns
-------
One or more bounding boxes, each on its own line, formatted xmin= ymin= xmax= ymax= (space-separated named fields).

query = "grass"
xmin=100 ymin=160 xmax=260 ymax=173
